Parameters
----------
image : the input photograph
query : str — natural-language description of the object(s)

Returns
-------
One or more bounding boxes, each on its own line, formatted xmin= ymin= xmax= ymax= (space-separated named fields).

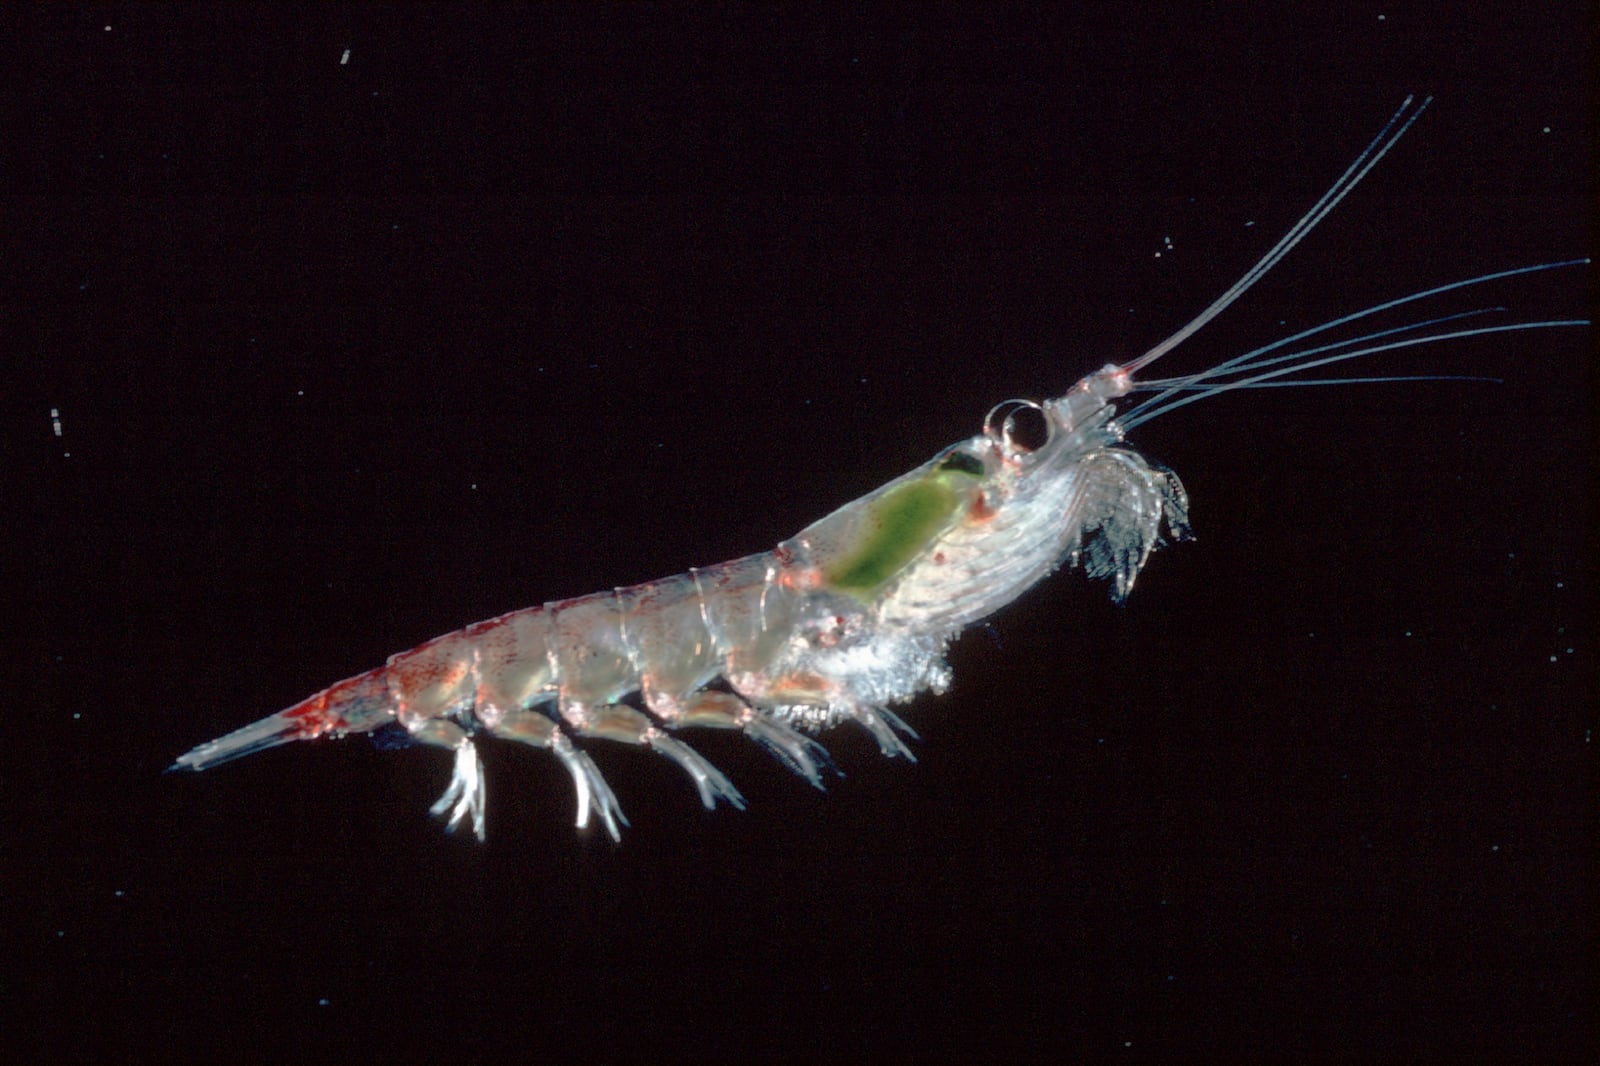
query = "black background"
xmin=7 ymin=4 xmax=1593 ymax=1062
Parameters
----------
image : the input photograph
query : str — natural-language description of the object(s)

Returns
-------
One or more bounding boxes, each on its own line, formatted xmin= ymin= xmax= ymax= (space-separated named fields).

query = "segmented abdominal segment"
xmin=171 ymin=97 xmax=1588 ymax=840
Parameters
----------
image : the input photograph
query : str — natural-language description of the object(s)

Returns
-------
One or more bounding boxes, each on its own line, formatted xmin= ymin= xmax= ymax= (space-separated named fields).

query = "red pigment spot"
xmin=933 ymin=552 xmax=946 ymax=564
xmin=968 ymin=493 xmax=996 ymax=521
xmin=284 ymin=695 xmax=323 ymax=721
xmin=780 ymin=567 xmax=820 ymax=590
xmin=283 ymin=694 xmax=332 ymax=733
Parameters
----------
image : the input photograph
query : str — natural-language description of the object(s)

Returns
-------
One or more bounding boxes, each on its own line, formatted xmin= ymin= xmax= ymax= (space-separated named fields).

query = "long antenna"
xmin=1122 ymin=94 xmax=1432 ymax=375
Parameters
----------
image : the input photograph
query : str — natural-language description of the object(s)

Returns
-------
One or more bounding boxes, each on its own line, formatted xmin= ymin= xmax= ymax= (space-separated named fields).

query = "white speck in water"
xmin=50 ymin=407 xmax=62 ymax=437
xmin=104 ymin=25 xmax=112 ymax=32
xmin=1555 ymin=581 xmax=1563 ymax=588
xmin=1549 ymin=655 xmax=1557 ymax=663
xmin=72 ymin=712 xmax=81 ymax=720
xmin=1491 ymin=844 xmax=1500 ymax=852
xmin=470 ymin=483 xmax=477 ymax=490
xmin=340 ymin=48 xmax=351 ymax=65
xmin=319 ymin=998 xmax=331 ymax=1006
xmin=1403 ymin=630 xmax=1412 ymax=637
xmin=1566 ymin=648 xmax=1573 ymax=655
xmin=1542 ymin=126 xmax=1551 ymax=134
xmin=1244 ymin=219 xmax=1255 ymax=227
xmin=114 ymin=890 xmax=125 ymax=898
xmin=297 ymin=389 xmax=304 ymax=396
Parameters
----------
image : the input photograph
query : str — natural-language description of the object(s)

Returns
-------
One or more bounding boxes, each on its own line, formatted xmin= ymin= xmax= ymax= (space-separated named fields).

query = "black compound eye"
xmin=937 ymin=450 xmax=984 ymax=476
xmin=984 ymin=399 xmax=1052 ymax=454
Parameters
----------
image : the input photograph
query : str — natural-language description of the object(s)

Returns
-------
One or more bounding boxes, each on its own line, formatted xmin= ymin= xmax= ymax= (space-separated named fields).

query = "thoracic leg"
xmin=562 ymin=703 xmax=745 ymax=811
xmin=406 ymin=718 xmax=486 ymax=841
xmin=850 ymin=703 xmax=920 ymax=762
xmin=490 ymin=708 xmax=627 ymax=842
xmin=661 ymin=690 xmax=836 ymax=788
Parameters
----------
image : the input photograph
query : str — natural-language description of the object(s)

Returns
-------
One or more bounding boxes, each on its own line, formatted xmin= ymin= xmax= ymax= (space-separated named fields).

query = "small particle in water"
xmin=1549 ymin=655 xmax=1557 ymax=663
xmin=50 ymin=407 xmax=62 ymax=437
xmin=340 ymin=48 xmax=351 ymax=65
xmin=1542 ymin=126 xmax=1551 ymax=134
xmin=319 ymin=998 xmax=330 ymax=1006
xmin=114 ymin=890 xmax=125 ymax=898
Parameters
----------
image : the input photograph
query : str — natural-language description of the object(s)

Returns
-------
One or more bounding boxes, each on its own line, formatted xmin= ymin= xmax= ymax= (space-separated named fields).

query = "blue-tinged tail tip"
xmin=169 ymin=711 xmax=309 ymax=773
